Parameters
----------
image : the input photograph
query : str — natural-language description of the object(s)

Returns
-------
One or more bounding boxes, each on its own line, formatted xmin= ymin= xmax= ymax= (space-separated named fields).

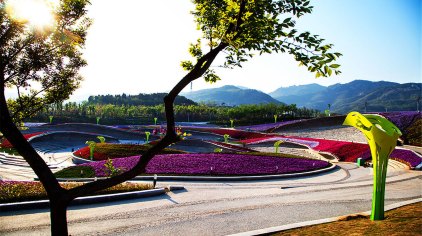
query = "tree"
xmin=0 ymin=0 xmax=341 ymax=235
xmin=1 ymin=0 xmax=90 ymax=123
xmin=0 ymin=0 xmax=92 ymax=234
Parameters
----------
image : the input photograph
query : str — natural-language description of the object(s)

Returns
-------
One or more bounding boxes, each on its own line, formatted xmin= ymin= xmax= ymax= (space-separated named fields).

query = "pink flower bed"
xmin=311 ymin=139 xmax=369 ymax=162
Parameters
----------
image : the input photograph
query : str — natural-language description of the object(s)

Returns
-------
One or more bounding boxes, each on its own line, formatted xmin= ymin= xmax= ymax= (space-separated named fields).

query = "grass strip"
xmin=0 ymin=181 xmax=152 ymax=203
xmin=272 ymin=202 xmax=422 ymax=236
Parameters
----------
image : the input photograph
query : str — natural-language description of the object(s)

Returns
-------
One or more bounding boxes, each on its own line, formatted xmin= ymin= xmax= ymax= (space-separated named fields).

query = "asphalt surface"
xmin=0 ymin=162 xmax=420 ymax=235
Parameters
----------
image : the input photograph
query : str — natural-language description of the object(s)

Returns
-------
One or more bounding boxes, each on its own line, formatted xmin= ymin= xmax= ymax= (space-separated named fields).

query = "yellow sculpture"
xmin=343 ymin=111 xmax=401 ymax=220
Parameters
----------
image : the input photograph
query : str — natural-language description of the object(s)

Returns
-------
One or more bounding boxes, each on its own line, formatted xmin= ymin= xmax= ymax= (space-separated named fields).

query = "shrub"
xmin=0 ymin=147 xmax=20 ymax=155
xmin=54 ymin=166 xmax=95 ymax=178
xmin=73 ymin=143 xmax=186 ymax=161
xmin=0 ymin=180 xmax=152 ymax=203
xmin=404 ymin=117 xmax=422 ymax=146
xmin=104 ymin=158 xmax=124 ymax=177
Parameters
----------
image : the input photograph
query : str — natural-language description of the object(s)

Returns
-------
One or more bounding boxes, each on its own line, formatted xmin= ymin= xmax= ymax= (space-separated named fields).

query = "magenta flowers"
xmin=81 ymin=153 xmax=330 ymax=177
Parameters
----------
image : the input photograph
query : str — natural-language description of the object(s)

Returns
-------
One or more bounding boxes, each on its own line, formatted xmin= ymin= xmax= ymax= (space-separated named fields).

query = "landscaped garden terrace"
xmin=1 ymin=112 xmax=420 ymax=184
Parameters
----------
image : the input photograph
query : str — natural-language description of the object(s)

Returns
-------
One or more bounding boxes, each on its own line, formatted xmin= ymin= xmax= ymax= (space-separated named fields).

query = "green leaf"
xmin=329 ymin=64 xmax=340 ymax=69
xmin=316 ymin=71 xmax=322 ymax=78
xmin=327 ymin=67 xmax=333 ymax=76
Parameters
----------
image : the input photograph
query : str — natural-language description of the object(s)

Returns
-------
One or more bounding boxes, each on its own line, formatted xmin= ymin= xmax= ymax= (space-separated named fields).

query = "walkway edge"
xmin=0 ymin=186 xmax=185 ymax=212
xmin=228 ymin=198 xmax=422 ymax=236
xmin=53 ymin=164 xmax=337 ymax=182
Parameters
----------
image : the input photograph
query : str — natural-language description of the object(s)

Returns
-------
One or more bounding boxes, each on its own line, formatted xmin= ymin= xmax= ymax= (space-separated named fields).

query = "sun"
xmin=6 ymin=0 xmax=59 ymax=29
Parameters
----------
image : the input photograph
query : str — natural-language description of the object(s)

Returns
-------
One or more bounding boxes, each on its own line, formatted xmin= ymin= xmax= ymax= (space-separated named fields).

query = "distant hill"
xmin=271 ymin=80 xmax=422 ymax=113
xmin=182 ymin=85 xmax=281 ymax=106
xmin=87 ymin=93 xmax=197 ymax=106
xmin=270 ymin=83 xmax=326 ymax=98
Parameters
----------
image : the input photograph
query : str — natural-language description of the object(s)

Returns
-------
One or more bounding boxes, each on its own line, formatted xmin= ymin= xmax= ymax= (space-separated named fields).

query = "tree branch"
xmin=67 ymin=38 xmax=230 ymax=199
xmin=0 ymin=77 xmax=65 ymax=200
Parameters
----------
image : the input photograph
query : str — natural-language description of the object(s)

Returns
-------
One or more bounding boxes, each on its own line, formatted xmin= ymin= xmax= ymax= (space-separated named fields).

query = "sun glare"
xmin=6 ymin=0 xmax=58 ymax=29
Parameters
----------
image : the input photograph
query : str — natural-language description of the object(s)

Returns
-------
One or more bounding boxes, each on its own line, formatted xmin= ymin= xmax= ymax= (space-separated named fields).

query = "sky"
xmin=6 ymin=0 xmax=422 ymax=101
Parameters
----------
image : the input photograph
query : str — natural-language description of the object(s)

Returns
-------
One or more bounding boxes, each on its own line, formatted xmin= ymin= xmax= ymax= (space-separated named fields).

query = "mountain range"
xmin=182 ymin=85 xmax=281 ymax=106
xmin=182 ymin=80 xmax=422 ymax=114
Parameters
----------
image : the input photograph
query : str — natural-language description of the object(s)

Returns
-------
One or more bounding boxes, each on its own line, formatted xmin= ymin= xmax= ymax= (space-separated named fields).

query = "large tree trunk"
xmin=50 ymin=198 xmax=70 ymax=236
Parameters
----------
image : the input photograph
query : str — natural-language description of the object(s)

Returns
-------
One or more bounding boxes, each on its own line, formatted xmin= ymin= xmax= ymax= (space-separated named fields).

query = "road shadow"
xmin=0 ymin=188 xmax=188 ymax=216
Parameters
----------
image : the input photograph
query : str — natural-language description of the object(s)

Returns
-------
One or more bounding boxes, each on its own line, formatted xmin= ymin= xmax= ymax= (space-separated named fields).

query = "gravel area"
xmin=275 ymin=125 xmax=367 ymax=143
xmin=250 ymin=147 xmax=317 ymax=159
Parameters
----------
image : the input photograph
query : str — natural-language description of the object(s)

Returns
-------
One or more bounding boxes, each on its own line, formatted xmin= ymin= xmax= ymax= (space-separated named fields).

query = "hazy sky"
xmin=6 ymin=0 xmax=421 ymax=101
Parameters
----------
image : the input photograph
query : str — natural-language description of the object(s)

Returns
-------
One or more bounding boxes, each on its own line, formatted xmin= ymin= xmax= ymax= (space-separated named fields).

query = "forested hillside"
xmin=87 ymin=93 xmax=197 ymax=106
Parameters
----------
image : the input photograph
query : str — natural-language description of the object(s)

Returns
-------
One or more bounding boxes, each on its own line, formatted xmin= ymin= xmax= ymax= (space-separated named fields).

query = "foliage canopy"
xmin=181 ymin=0 xmax=341 ymax=83
xmin=0 ymin=0 xmax=91 ymax=123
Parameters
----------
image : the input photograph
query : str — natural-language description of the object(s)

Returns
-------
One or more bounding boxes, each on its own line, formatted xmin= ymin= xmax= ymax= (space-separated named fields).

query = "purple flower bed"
xmin=390 ymin=149 xmax=422 ymax=168
xmin=81 ymin=154 xmax=330 ymax=177
xmin=238 ymin=120 xmax=304 ymax=132
xmin=356 ymin=148 xmax=421 ymax=169
xmin=378 ymin=111 xmax=421 ymax=131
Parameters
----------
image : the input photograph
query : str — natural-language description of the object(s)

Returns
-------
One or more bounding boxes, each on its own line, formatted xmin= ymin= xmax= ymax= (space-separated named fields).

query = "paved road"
xmin=0 ymin=162 xmax=421 ymax=235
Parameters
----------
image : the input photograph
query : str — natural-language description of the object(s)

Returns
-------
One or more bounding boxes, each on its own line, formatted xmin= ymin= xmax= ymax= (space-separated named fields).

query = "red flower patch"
xmin=0 ymin=132 xmax=44 ymax=148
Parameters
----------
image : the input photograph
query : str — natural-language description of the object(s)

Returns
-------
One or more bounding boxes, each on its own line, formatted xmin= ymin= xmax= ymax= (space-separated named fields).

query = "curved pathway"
xmin=1 ymin=123 xmax=420 ymax=235
xmin=0 ymin=161 xmax=420 ymax=235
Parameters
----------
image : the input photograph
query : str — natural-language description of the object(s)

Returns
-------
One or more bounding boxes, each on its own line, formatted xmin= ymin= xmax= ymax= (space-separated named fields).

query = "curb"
xmin=134 ymin=164 xmax=337 ymax=181
xmin=0 ymin=186 xmax=185 ymax=212
xmin=228 ymin=198 xmax=422 ymax=236
xmin=53 ymin=164 xmax=337 ymax=182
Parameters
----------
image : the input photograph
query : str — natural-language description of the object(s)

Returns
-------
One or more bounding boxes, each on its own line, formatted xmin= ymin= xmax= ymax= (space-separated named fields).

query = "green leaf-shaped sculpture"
xmin=274 ymin=140 xmax=284 ymax=153
xmin=223 ymin=134 xmax=230 ymax=143
xmin=145 ymin=131 xmax=151 ymax=143
xmin=343 ymin=111 xmax=402 ymax=220
xmin=97 ymin=136 xmax=105 ymax=143
xmin=85 ymin=141 xmax=97 ymax=161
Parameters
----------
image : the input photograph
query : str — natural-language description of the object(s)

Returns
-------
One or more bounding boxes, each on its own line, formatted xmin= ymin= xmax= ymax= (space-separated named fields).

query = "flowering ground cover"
xmin=301 ymin=138 xmax=421 ymax=168
xmin=0 ymin=180 xmax=152 ymax=203
xmin=73 ymin=143 xmax=186 ymax=161
xmin=77 ymin=153 xmax=330 ymax=177
xmin=358 ymin=148 xmax=422 ymax=169
xmin=390 ymin=149 xmax=422 ymax=168
xmin=310 ymin=139 xmax=369 ymax=162
xmin=375 ymin=112 xmax=422 ymax=146
xmin=240 ymin=134 xmax=422 ymax=168
xmin=378 ymin=111 xmax=421 ymax=132
xmin=0 ymin=132 xmax=44 ymax=148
